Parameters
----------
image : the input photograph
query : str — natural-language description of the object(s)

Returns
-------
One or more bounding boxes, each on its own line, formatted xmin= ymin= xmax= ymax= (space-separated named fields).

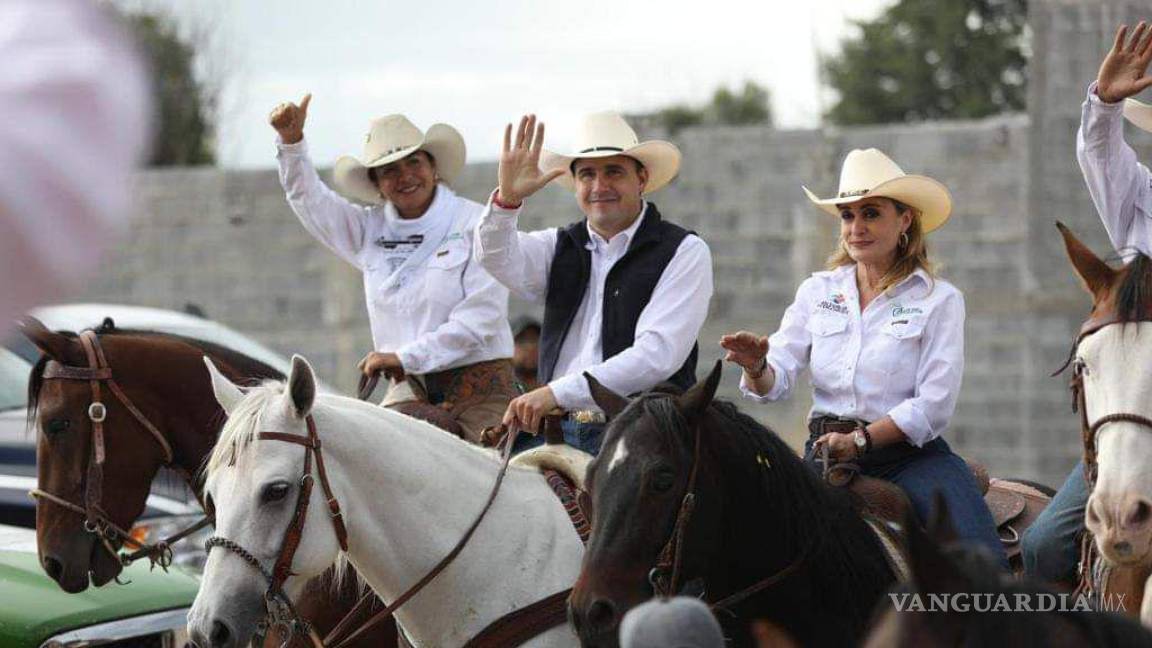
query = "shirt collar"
xmin=832 ymin=264 xmax=931 ymax=295
xmin=585 ymin=201 xmax=648 ymax=251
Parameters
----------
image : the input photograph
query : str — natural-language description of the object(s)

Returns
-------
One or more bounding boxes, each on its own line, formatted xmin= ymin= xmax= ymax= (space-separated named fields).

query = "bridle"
xmin=202 ymin=416 xmax=550 ymax=648
xmin=646 ymin=403 xmax=805 ymax=611
xmin=30 ymin=329 xmax=211 ymax=569
xmin=1056 ymin=314 xmax=1152 ymax=487
xmin=204 ymin=414 xmax=348 ymax=646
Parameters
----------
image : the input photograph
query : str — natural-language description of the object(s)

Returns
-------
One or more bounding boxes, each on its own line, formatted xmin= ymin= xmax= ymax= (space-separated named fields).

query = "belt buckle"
xmin=570 ymin=410 xmax=605 ymax=425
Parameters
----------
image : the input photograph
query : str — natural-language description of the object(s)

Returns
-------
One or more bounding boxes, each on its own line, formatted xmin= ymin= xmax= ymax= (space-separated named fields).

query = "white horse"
xmin=1061 ymin=223 xmax=1152 ymax=625
xmin=187 ymin=355 xmax=584 ymax=647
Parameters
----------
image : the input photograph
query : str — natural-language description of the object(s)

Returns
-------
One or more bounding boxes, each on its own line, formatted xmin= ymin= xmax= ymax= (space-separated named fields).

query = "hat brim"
xmin=539 ymin=140 xmax=682 ymax=194
xmin=1124 ymin=98 xmax=1152 ymax=134
xmin=802 ymin=174 xmax=953 ymax=233
xmin=332 ymin=123 xmax=466 ymax=205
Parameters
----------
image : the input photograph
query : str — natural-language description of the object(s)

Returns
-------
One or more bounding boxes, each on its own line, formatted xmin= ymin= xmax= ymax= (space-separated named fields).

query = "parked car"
xmin=0 ymin=522 xmax=197 ymax=647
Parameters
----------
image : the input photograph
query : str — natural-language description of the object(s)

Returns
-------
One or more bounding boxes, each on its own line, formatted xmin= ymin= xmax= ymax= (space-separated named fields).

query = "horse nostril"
xmin=43 ymin=556 xmax=63 ymax=582
xmin=1113 ymin=541 xmax=1133 ymax=557
xmin=1126 ymin=500 xmax=1152 ymax=529
xmin=209 ymin=619 xmax=231 ymax=647
xmin=587 ymin=598 xmax=619 ymax=632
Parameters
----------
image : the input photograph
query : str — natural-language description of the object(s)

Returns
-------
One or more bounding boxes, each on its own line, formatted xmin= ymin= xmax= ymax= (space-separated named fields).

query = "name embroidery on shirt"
xmin=891 ymin=304 xmax=924 ymax=318
xmin=817 ymin=292 xmax=849 ymax=315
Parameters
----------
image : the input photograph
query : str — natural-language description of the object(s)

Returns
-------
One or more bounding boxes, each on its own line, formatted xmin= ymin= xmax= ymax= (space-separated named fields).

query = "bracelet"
xmin=492 ymin=190 xmax=522 ymax=210
xmin=745 ymin=357 xmax=769 ymax=380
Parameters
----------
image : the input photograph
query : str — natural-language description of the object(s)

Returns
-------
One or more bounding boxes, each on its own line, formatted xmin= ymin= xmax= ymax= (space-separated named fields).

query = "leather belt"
xmin=566 ymin=409 xmax=606 ymax=425
xmin=809 ymin=415 xmax=868 ymax=437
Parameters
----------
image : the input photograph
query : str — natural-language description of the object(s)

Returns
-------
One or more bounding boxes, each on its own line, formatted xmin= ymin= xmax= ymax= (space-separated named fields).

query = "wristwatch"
xmin=853 ymin=429 xmax=868 ymax=456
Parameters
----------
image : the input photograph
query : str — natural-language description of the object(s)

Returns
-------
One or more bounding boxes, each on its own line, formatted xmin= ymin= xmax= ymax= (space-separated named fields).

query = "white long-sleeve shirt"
xmin=741 ymin=265 xmax=964 ymax=447
xmin=277 ymin=140 xmax=513 ymax=374
xmin=1076 ymin=82 xmax=1152 ymax=257
xmin=0 ymin=0 xmax=151 ymax=327
xmin=474 ymin=197 xmax=713 ymax=411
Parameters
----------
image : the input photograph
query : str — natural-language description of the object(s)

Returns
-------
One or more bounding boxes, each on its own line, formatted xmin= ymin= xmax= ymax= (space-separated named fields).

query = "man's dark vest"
xmin=538 ymin=203 xmax=699 ymax=393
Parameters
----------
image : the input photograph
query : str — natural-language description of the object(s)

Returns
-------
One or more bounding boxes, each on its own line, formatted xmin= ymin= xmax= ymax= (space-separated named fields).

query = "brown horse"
xmin=569 ymin=362 xmax=897 ymax=647
xmin=866 ymin=497 xmax=1152 ymax=648
xmin=21 ymin=318 xmax=395 ymax=648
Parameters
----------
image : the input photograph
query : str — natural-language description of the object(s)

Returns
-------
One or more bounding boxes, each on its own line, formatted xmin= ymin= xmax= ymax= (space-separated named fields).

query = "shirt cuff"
xmin=1086 ymin=81 xmax=1126 ymax=111
xmin=276 ymin=137 xmax=308 ymax=154
xmin=887 ymin=400 xmax=935 ymax=448
xmin=549 ymin=373 xmax=590 ymax=411
xmin=395 ymin=342 xmax=428 ymax=376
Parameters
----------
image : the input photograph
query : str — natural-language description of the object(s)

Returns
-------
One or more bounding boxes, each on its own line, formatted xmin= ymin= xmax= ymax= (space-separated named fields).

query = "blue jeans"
xmin=806 ymin=436 xmax=1008 ymax=567
xmin=1021 ymin=460 xmax=1088 ymax=583
xmin=511 ymin=420 xmax=607 ymax=456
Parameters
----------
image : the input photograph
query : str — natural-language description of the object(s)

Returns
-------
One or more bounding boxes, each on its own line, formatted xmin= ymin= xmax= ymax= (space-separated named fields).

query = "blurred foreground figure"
xmin=618 ymin=597 xmax=724 ymax=648
xmin=0 ymin=0 xmax=150 ymax=326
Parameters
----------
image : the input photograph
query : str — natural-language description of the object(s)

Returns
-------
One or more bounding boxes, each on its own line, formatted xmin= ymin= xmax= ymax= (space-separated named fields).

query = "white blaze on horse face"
xmin=1081 ymin=324 xmax=1152 ymax=563
xmin=608 ymin=437 xmax=629 ymax=473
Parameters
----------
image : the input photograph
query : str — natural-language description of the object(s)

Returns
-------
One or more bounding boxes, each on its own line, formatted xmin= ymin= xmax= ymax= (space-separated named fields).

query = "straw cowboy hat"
xmin=803 ymin=148 xmax=953 ymax=233
xmin=332 ymin=114 xmax=466 ymax=205
xmin=539 ymin=111 xmax=681 ymax=194
xmin=1125 ymin=98 xmax=1152 ymax=134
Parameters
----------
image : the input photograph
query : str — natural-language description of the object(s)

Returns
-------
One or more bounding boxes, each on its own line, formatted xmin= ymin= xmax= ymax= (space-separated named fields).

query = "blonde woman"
xmin=721 ymin=148 xmax=1005 ymax=562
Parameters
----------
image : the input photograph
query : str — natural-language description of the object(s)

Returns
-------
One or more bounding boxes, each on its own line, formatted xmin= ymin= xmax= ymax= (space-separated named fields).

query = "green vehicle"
xmin=0 ymin=523 xmax=198 ymax=647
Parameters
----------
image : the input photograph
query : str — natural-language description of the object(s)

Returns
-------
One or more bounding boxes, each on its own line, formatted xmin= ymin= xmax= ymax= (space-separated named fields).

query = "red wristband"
xmin=492 ymin=190 xmax=522 ymax=210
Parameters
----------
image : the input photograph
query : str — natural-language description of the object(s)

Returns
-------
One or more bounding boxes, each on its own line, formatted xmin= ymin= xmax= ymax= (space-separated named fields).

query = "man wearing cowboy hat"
xmin=1022 ymin=21 xmax=1152 ymax=584
xmin=475 ymin=113 xmax=714 ymax=455
xmin=269 ymin=95 xmax=517 ymax=443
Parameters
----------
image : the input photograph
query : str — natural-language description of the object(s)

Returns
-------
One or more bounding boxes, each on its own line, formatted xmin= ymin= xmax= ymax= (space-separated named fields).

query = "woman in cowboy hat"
xmin=721 ymin=148 xmax=1006 ymax=562
xmin=268 ymin=94 xmax=517 ymax=443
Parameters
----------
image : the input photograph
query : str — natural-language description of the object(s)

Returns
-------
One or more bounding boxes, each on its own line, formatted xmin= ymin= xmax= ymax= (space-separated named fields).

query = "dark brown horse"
xmin=866 ymin=496 xmax=1152 ymax=648
xmin=22 ymin=318 xmax=395 ymax=648
xmin=569 ymin=362 xmax=897 ymax=647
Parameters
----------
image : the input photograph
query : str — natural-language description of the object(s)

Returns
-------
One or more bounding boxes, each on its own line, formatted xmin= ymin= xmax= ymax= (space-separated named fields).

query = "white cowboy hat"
xmin=539 ymin=111 xmax=681 ymax=194
xmin=332 ymin=114 xmax=466 ymax=205
xmin=802 ymin=148 xmax=953 ymax=233
xmin=1124 ymin=98 xmax=1152 ymax=134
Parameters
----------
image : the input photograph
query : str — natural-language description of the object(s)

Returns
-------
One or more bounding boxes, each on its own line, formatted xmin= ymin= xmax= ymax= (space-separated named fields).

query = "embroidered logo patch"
xmin=891 ymin=304 xmax=923 ymax=318
xmin=818 ymin=292 xmax=849 ymax=315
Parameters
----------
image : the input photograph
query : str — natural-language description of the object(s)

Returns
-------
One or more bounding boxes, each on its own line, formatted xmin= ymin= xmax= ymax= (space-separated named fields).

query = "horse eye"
xmin=45 ymin=418 xmax=70 ymax=437
xmin=650 ymin=467 xmax=675 ymax=492
xmin=261 ymin=482 xmax=291 ymax=504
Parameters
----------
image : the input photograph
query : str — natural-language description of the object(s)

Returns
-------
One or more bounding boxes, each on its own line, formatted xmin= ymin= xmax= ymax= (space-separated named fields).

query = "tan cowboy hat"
xmin=332 ymin=114 xmax=466 ymax=205
xmin=803 ymin=148 xmax=953 ymax=233
xmin=1124 ymin=98 xmax=1152 ymax=134
xmin=539 ymin=111 xmax=681 ymax=194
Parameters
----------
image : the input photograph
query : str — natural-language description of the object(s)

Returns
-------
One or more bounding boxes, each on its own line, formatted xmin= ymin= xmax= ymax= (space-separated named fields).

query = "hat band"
xmin=837 ymin=189 xmax=870 ymax=198
xmin=578 ymin=146 xmax=625 ymax=154
xmin=368 ymin=143 xmax=420 ymax=165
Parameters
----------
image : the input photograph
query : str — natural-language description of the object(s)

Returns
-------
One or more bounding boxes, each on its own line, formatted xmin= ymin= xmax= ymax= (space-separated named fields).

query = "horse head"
xmin=1059 ymin=223 xmax=1152 ymax=567
xmin=569 ymin=361 xmax=724 ymax=647
xmin=21 ymin=317 xmax=173 ymax=592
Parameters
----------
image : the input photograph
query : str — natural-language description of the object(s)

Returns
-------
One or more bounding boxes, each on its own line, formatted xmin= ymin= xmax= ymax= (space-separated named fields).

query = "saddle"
xmin=824 ymin=457 xmax=1051 ymax=575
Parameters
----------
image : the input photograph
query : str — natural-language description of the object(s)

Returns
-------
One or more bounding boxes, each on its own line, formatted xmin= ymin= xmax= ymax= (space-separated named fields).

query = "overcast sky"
xmin=112 ymin=0 xmax=892 ymax=169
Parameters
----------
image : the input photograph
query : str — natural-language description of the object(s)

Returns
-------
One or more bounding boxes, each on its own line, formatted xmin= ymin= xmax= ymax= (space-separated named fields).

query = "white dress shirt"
xmin=474 ymin=197 xmax=714 ymax=411
xmin=277 ymin=140 xmax=513 ymax=374
xmin=741 ymin=265 xmax=965 ymax=447
xmin=1077 ymin=81 xmax=1152 ymax=257
xmin=0 ymin=0 xmax=151 ymax=327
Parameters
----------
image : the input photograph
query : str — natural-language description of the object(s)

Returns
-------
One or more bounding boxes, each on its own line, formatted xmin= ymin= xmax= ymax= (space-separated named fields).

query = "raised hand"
xmin=719 ymin=331 xmax=770 ymax=373
xmin=497 ymin=114 xmax=565 ymax=206
xmin=269 ymin=93 xmax=312 ymax=144
xmin=1097 ymin=22 xmax=1152 ymax=104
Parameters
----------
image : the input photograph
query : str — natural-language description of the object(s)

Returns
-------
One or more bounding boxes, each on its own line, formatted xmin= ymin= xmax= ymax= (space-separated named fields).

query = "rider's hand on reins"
xmin=502 ymin=386 xmax=559 ymax=436
xmin=358 ymin=351 xmax=406 ymax=382
xmin=813 ymin=432 xmax=858 ymax=462
xmin=269 ymin=93 xmax=311 ymax=145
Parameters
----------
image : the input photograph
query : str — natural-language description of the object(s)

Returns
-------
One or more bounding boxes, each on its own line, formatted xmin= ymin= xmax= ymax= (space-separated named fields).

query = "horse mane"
xmin=26 ymin=326 xmax=284 ymax=428
xmin=203 ymin=381 xmax=283 ymax=480
xmin=623 ymin=394 xmax=892 ymax=627
xmin=1115 ymin=253 xmax=1152 ymax=323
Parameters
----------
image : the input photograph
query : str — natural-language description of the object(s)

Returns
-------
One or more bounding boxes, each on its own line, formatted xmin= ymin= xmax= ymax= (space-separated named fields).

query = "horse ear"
xmin=676 ymin=360 xmax=722 ymax=419
xmin=286 ymin=355 xmax=316 ymax=419
xmin=204 ymin=357 xmax=244 ymax=416
xmin=904 ymin=501 xmax=968 ymax=596
xmin=584 ymin=372 xmax=628 ymax=420
xmin=18 ymin=317 xmax=78 ymax=362
xmin=1057 ymin=221 xmax=1116 ymax=300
